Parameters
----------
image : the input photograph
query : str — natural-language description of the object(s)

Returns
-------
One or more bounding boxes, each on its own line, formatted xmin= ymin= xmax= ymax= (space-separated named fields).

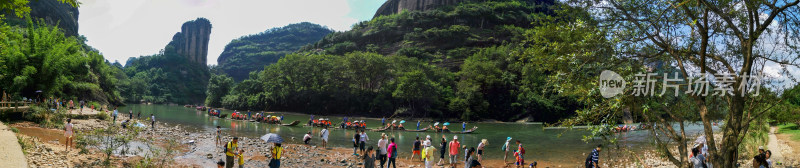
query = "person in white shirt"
xmin=477 ymin=139 xmax=487 ymax=162
xmin=377 ymin=133 xmax=388 ymax=168
xmin=359 ymin=130 xmax=369 ymax=155
xmin=320 ymin=127 xmax=329 ymax=148
xmin=303 ymin=131 xmax=313 ymax=144
xmin=64 ymin=118 xmax=74 ymax=151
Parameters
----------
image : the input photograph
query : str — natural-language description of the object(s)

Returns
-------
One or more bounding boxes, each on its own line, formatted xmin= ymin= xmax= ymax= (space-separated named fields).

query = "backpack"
xmin=519 ymin=145 xmax=525 ymax=155
xmin=501 ymin=142 xmax=507 ymax=151
xmin=223 ymin=141 xmax=230 ymax=154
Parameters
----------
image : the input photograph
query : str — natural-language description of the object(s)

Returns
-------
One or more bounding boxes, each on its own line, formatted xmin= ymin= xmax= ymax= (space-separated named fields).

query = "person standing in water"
xmin=64 ymin=118 xmax=73 ymax=151
xmin=438 ymin=135 xmax=448 ymax=166
xmin=320 ymin=126 xmax=329 ymax=148
xmin=410 ymin=136 xmax=421 ymax=161
xmin=417 ymin=120 xmax=421 ymax=130
xmin=462 ymin=122 xmax=467 ymax=132
xmin=503 ymin=137 xmax=512 ymax=163
xmin=477 ymin=139 xmax=487 ymax=162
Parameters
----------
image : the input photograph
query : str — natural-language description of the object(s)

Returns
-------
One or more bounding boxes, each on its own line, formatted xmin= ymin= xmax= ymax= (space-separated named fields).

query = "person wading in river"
xmin=410 ymin=136 xmax=421 ymax=161
xmin=320 ymin=126 xmax=329 ymax=148
xmin=438 ymin=135 xmax=448 ymax=166
xmin=503 ymin=137 xmax=512 ymax=163
xmin=477 ymin=139 xmax=487 ymax=162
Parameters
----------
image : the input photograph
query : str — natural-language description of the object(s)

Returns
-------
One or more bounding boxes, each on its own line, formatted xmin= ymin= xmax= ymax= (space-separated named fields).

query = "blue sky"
xmin=78 ymin=0 xmax=386 ymax=65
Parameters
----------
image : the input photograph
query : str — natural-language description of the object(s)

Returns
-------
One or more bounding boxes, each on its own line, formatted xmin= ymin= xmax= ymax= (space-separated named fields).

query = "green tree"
xmin=567 ymin=0 xmax=800 ymax=166
xmin=205 ymin=74 xmax=234 ymax=107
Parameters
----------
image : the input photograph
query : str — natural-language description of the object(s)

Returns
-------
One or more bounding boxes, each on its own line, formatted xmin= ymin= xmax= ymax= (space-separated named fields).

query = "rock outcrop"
xmin=170 ymin=18 xmax=212 ymax=65
xmin=6 ymin=0 xmax=80 ymax=37
xmin=373 ymin=0 xmax=462 ymax=18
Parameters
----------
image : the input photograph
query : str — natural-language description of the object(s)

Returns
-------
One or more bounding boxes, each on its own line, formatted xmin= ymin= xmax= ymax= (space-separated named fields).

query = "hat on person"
xmin=507 ymin=137 xmax=512 ymax=141
xmin=453 ymin=135 xmax=458 ymax=140
xmin=758 ymin=146 xmax=764 ymax=150
xmin=426 ymin=135 xmax=431 ymax=139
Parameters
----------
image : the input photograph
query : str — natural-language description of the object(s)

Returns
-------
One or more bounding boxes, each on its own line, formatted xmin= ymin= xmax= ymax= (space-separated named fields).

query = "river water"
xmin=120 ymin=104 xmax=713 ymax=164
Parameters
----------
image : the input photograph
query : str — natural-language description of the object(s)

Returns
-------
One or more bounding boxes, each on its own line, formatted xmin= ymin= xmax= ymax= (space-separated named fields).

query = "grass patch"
xmin=777 ymin=123 xmax=800 ymax=141
xmin=17 ymin=136 xmax=30 ymax=155
xmin=10 ymin=127 xmax=19 ymax=133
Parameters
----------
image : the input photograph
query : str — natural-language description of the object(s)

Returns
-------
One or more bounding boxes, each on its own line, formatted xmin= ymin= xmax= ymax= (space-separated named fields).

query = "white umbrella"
xmin=261 ymin=133 xmax=284 ymax=143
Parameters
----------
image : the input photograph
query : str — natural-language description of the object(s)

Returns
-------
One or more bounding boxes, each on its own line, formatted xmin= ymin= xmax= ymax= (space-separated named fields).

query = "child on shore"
xmin=237 ymin=149 xmax=245 ymax=168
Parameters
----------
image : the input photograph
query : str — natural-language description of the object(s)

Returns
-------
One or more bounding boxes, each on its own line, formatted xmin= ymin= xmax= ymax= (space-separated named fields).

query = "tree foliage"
xmin=217 ymin=22 xmax=333 ymax=81
xmin=0 ymin=18 xmax=122 ymax=105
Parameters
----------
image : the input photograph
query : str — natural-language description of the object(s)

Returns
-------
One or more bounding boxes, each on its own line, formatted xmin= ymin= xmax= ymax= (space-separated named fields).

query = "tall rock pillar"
xmin=176 ymin=18 xmax=212 ymax=65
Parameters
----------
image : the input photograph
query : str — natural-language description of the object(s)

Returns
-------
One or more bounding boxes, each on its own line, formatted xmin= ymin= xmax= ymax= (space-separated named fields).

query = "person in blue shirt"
xmin=381 ymin=117 xmax=386 ymax=126
xmin=585 ymin=144 xmax=602 ymax=168
xmin=113 ymin=107 xmax=118 ymax=124
xmin=462 ymin=122 xmax=466 ymax=132
xmin=280 ymin=115 xmax=284 ymax=121
xmin=416 ymin=121 xmax=421 ymax=130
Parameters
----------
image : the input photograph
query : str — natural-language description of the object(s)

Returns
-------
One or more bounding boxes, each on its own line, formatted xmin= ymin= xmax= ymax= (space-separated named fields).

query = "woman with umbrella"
xmin=261 ymin=133 xmax=285 ymax=168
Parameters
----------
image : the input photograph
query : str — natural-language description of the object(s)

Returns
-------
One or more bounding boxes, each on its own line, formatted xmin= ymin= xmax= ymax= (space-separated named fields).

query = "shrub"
xmin=25 ymin=105 xmax=65 ymax=129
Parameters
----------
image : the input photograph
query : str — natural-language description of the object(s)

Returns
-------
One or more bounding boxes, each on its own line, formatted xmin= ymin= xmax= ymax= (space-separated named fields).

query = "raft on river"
xmin=429 ymin=126 xmax=478 ymax=134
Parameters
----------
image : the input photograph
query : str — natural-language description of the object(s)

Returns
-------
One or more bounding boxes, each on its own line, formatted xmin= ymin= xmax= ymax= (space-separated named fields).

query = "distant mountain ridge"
xmin=216 ymin=22 xmax=333 ymax=81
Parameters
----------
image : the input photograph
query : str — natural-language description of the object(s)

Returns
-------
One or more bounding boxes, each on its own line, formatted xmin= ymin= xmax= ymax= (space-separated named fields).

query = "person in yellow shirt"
xmin=423 ymin=141 xmax=436 ymax=168
xmin=269 ymin=143 xmax=283 ymax=168
xmin=236 ymin=149 xmax=245 ymax=168
xmin=225 ymin=137 xmax=239 ymax=168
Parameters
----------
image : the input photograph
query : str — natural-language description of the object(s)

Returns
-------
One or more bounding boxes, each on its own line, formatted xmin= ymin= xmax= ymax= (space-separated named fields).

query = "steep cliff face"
xmin=170 ymin=18 xmax=212 ymax=65
xmin=373 ymin=0 xmax=462 ymax=18
xmin=4 ymin=0 xmax=80 ymax=36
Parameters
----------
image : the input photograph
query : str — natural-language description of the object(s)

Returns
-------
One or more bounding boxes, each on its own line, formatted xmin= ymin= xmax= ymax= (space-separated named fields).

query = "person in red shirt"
xmin=449 ymin=136 xmax=460 ymax=168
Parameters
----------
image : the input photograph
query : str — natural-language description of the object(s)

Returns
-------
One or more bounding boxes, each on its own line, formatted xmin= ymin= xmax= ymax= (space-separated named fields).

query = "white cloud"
xmin=78 ymin=0 xmax=370 ymax=65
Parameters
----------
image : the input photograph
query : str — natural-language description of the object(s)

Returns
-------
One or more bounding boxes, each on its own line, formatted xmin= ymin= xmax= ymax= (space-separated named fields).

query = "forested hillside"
xmin=217 ymin=22 xmax=333 ymax=81
xmin=1 ymin=12 xmax=123 ymax=105
xmin=211 ymin=0 xmax=606 ymax=122
xmin=119 ymin=19 xmax=212 ymax=104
